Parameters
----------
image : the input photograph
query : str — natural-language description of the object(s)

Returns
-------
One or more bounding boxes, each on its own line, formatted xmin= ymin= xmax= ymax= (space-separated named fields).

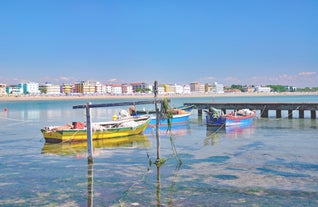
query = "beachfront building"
xmin=61 ymin=84 xmax=73 ymax=94
xmin=243 ymin=86 xmax=255 ymax=93
xmin=0 ymin=84 xmax=6 ymax=95
xmin=42 ymin=83 xmax=61 ymax=94
xmin=122 ymin=84 xmax=133 ymax=94
xmin=74 ymin=81 xmax=95 ymax=94
xmin=157 ymin=85 xmax=165 ymax=94
xmin=174 ymin=84 xmax=183 ymax=94
xmin=111 ymin=84 xmax=122 ymax=95
xmin=20 ymin=82 xmax=40 ymax=94
xmin=171 ymin=83 xmax=191 ymax=94
xmin=95 ymin=82 xmax=106 ymax=94
xmin=131 ymin=82 xmax=152 ymax=93
xmin=255 ymin=86 xmax=271 ymax=93
xmin=183 ymin=85 xmax=191 ymax=94
xmin=285 ymin=85 xmax=297 ymax=92
xmin=211 ymin=82 xmax=224 ymax=93
xmin=6 ymin=85 xmax=23 ymax=95
xmin=205 ymin=83 xmax=212 ymax=93
xmin=163 ymin=84 xmax=174 ymax=94
xmin=105 ymin=84 xmax=112 ymax=94
xmin=190 ymin=82 xmax=205 ymax=93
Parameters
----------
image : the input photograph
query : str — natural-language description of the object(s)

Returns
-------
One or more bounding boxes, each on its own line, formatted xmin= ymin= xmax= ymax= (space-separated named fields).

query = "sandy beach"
xmin=0 ymin=92 xmax=317 ymax=102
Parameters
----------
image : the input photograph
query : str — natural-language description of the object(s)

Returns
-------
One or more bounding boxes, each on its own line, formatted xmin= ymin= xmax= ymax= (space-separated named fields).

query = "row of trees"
xmin=229 ymin=84 xmax=318 ymax=92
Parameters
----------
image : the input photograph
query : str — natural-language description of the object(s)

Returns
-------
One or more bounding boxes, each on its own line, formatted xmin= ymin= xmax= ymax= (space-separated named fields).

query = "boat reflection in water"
xmin=205 ymin=122 xmax=256 ymax=146
xmin=41 ymin=134 xmax=150 ymax=157
xmin=143 ymin=123 xmax=191 ymax=137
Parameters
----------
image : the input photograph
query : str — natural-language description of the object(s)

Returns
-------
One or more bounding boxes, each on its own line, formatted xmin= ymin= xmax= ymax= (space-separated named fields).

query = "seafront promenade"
xmin=0 ymin=92 xmax=317 ymax=102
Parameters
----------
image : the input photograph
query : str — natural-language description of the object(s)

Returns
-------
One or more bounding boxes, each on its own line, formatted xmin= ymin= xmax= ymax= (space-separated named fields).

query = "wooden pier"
xmin=184 ymin=102 xmax=318 ymax=119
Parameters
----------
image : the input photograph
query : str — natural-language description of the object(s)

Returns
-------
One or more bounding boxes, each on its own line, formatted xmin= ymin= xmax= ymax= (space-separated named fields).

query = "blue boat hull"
xmin=206 ymin=114 xmax=254 ymax=127
xmin=149 ymin=113 xmax=191 ymax=126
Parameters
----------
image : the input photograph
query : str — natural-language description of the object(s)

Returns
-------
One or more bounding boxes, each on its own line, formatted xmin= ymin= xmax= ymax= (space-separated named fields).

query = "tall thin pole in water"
xmin=154 ymin=81 xmax=160 ymax=161
xmin=86 ymin=102 xmax=93 ymax=163
xmin=87 ymin=160 xmax=94 ymax=207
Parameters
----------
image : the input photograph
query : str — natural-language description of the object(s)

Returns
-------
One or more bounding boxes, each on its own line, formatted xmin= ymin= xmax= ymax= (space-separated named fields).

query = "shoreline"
xmin=0 ymin=92 xmax=317 ymax=102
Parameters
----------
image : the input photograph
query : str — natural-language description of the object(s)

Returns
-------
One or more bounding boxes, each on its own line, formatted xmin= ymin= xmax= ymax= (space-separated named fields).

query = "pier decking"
xmin=184 ymin=102 xmax=318 ymax=119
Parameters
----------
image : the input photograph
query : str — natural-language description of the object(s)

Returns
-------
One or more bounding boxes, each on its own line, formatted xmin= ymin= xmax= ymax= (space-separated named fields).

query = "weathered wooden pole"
xmin=87 ymin=160 xmax=94 ymax=207
xmin=86 ymin=102 xmax=94 ymax=163
xmin=311 ymin=110 xmax=316 ymax=119
xmin=154 ymin=81 xmax=160 ymax=162
xmin=288 ymin=110 xmax=293 ymax=119
xmin=156 ymin=166 xmax=161 ymax=206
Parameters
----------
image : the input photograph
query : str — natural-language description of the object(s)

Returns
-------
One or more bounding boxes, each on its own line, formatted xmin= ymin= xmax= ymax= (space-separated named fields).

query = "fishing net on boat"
xmin=209 ymin=107 xmax=222 ymax=119
xmin=160 ymin=98 xmax=173 ymax=130
xmin=119 ymin=121 xmax=139 ymax=128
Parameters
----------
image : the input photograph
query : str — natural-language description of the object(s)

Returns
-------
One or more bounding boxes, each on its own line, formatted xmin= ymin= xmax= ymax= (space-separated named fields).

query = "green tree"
xmin=267 ymin=85 xmax=287 ymax=92
xmin=230 ymin=84 xmax=243 ymax=91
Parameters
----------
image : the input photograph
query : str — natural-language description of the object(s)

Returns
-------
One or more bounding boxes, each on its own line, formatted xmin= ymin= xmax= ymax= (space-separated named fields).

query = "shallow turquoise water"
xmin=0 ymin=96 xmax=317 ymax=206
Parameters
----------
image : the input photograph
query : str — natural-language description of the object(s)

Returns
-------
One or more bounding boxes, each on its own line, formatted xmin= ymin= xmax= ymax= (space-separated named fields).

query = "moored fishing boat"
xmin=135 ymin=98 xmax=193 ymax=127
xmin=205 ymin=107 xmax=255 ymax=127
xmin=41 ymin=115 xmax=151 ymax=143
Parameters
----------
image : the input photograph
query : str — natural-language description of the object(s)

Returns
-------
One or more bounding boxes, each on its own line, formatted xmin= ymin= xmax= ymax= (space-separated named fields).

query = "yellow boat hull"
xmin=41 ymin=118 xmax=150 ymax=143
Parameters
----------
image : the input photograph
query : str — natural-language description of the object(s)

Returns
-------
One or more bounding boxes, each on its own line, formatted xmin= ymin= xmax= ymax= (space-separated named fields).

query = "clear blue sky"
xmin=1 ymin=0 xmax=317 ymax=87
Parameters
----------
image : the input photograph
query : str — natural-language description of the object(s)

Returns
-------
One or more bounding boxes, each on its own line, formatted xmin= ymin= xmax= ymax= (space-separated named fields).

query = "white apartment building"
xmin=111 ymin=84 xmax=122 ymax=94
xmin=212 ymin=82 xmax=224 ymax=93
xmin=183 ymin=85 xmax=191 ymax=94
xmin=174 ymin=84 xmax=183 ymax=94
xmin=20 ymin=82 xmax=40 ymax=94
xmin=44 ymin=83 xmax=61 ymax=94
xmin=105 ymin=84 xmax=112 ymax=94
xmin=157 ymin=85 xmax=165 ymax=94
xmin=255 ymin=86 xmax=271 ymax=93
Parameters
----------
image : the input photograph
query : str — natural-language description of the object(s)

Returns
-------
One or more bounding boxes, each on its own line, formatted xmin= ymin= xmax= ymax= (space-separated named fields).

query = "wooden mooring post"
xmin=86 ymin=102 xmax=93 ymax=163
xmin=184 ymin=102 xmax=318 ymax=119
xmin=154 ymin=81 xmax=160 ymax=162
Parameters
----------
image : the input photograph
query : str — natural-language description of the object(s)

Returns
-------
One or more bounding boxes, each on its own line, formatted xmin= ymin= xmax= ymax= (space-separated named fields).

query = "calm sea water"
xmin=0 ymin=95 xmax=318 ymax=206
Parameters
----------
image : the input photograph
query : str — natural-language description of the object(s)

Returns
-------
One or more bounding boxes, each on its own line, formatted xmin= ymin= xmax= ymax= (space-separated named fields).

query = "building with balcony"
xmin=163 ymin=84 xmax=174 ymax=94
xmin=95 ymin=82 xmax=106 ymax=94
xmin=211 ymin=82 xmax=224 ymax=93
xmin=183 ymin=85 xmax=191 ymax=94
xmin=111 ymin=84 xmax=122 ymax=94
xmin=0 ymin=84 xmax=6 ymax=95
xmin=6 ymin=85 xmax=23 ymax=95
xmin=61 ymin=84 xmax=73 ymax=94
xmin=74 ymin=81 xmax=95 ymax=94
xmin=19 ymin=82 xmax=40 ymax=94
xmin=255 ymin=86 xmax=271 ymax=93
xmin=190 ymin=82 xmax=205 ymax=93
xmin=131 ymin=82 xmax=152 ymax=93
xmin=174 ymin=84 xmax=183 ymax=94
xmin=122 ymin=84 xmax=133 ymax=94
xmin=42 ymin=83 xmax=61 ymax=94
